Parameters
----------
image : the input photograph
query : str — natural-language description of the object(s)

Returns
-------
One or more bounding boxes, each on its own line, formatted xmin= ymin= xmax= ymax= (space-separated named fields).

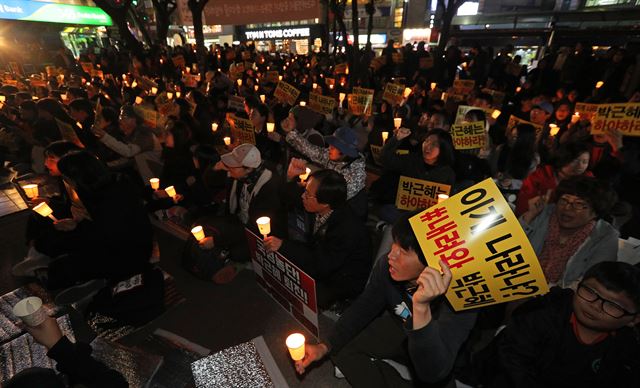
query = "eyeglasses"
xmin=576 ymin=283 xmax=636 ymax=318
xmin=557 ymin=196 xmax=591 ymax=211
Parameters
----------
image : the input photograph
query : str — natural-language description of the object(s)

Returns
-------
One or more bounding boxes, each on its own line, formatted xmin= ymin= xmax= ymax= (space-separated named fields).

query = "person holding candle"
xmin=291 ymin=214 xmax=476 ymax=386
xmin=264 ymin=170 xmax=371 ymax=309
xmin=250 ymin=103 xmax=282 ymax=169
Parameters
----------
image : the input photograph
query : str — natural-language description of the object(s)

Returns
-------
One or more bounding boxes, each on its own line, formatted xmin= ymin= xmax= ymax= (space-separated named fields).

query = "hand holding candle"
xmin=266 ymin=122 xmax=275 ymax=133
xmin=394 ymin=118 xmax=402 ymax=129
xmin=381 ymin=131 xmax=389 ymax=144
xmin=260 ymin=94 xmax=266 ymax=103
xmin=571 ymin=112 xmax=580 ymax=124
xmin=165 ymin=186 xmax=178 ymax=203
xmin=223 ymin=136 xmax=232 ymax=146
xmin=256 ymin=217 xmax=271 ymax=239
xmin=12 ymin=297 xmax=46 ymax=327
xmin=191 ymin=225 xmax=205 ymax=241
xmin=549 ymin=124 xmax=560 ymax=137
xmin=286 ymin=333 xmax=306 ymax=361
xmin=149 ymin=178 xmax=160 ymax=190
xmin=299 ymin=167 xmax=311 ymax=183
xmin=339 ymin=93 xmax=346 ymax=104
xmin=33 ymin=202 xmax=57 ymax=221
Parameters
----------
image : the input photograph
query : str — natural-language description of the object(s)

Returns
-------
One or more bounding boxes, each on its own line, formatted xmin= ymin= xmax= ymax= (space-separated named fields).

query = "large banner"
xmin=590 ymin=103 xmax=640 ymax=136
xmin=204 ymin=1 xmax=319 ymax=26
xmin=450 ymin=121 xmax=486 ymax=150
xmin=395 ymin=176 xmax=451 ymax=211
xmin=246 ymin=229 xmax=319 ymax=337
xmin=409 ymin=179 xmax=549 ymax=311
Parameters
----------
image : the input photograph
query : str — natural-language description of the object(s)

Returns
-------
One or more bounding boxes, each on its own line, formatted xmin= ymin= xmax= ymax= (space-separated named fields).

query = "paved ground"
xmin=1 ymin=209 xmax=351 ymax=387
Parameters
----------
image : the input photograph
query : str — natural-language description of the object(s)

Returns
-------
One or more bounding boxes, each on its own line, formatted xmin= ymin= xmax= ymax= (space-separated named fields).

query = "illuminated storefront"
xmin=242 ymin=25 xmax=324 ymax=55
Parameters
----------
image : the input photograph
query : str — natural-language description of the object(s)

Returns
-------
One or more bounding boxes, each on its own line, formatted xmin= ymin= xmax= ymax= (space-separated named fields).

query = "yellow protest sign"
xmin=591 ymin=103 xmax=640 ymax=136
xmin=227 ymin=114 xmax=256 ymax=145
xmin=451 ymin=122 xmax=486 ymax=150
xmin=574 ymin=102 xmax=599 ymax=121
xmin=309 ymin=92 xmax=336 ymax=115
xmin=507 ymin=115 xmax=544 ymax=140
xmin=348 ymin=94 xmax=373 ymax=116
xmin=133 ymin=106 xmax=159 ymax=129
xmin=453 ymin=79 xmax=476 ymax=95
xmin=419 ymin=57 xmax=434 ymax=69
xmin=383 ymin=82 xmax=405 ymax=106
xmin=409 ymin=178 xmax=549 ymax=311
xmin=395 ymin=176 xmax=451 ymax=211
xmin=352 ymin=87 xmax=374 ymax=97
xmin=274 ymin=81 xmax=300 ymax=106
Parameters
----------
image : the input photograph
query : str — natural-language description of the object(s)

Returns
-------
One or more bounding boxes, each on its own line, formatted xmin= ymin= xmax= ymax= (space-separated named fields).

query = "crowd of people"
xmin=1 ymin=38 xmax=639 ymax=387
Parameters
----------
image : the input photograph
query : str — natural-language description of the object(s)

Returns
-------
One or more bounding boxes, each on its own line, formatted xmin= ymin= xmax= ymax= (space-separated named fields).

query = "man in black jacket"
xmin=264 ymin=170 xmax=371 ymax=309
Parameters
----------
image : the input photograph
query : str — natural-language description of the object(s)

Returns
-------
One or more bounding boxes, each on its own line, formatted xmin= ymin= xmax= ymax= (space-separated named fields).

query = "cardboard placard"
xmin=246 ymin=229 xmax=319 ymax=337
xmin=507 ymin=115 xmax=544 ymax=141
xmin=273 ymin=81 xmax=300 ymax=106
xmin=347 ymin=93 xmax=373 ymax=116
xmin=591 ymin=103 xmax=640 ymax=136
xmin=409 ymin=178 xmax=549 ymax=311
xmin=574 ymin=102 xmax=599 ymax=121
xmin=228 ymin=95 xmax=246 ymax=112
xmin=395 ymin=176 xmax=451 ymax=211
xmin=352 ymin=87 xmax=374 ymax=97
xmin=227 ymin=113 xmax=256 ymax=145
xmin=451 ymin=121 xmax=486 ymax=150
xmin=133 ymin=106 xmax=160 ymax=129
xmin=382 ymin=82 xmax=405 ymax=106
xmin=308 ymin=92 xmax=336 ymax=115
xmin=453 ymin=79 xmax=476 ymax=95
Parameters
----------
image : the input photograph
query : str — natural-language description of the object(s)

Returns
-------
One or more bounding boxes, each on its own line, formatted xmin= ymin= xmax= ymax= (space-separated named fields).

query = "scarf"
xmin=539 ymin=212 xmax=595 ymax=284
xmin=313 ymin=209 xmax=333 ymax=237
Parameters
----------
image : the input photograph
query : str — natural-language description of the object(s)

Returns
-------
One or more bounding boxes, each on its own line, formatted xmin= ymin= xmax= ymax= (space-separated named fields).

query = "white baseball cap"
xmin=221 ymin=144 xmax=261 ymax=168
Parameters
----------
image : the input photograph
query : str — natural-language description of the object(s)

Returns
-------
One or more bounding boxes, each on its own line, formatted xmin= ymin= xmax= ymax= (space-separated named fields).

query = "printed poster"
xmin=395 ymin=176 xmax=451 ymax=211
xmin=450 ymin=121 xmax=486 ymax=150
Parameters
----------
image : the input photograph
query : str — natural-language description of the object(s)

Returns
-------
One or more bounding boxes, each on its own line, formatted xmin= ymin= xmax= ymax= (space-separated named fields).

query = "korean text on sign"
xmin=451 ymin=121 xmax=486 ymax=150
xmin=395 ymin=176 xmax=451 ymax=211
xmin=574 ymin=102 xmax=599 ymax=121
xmin=245 ymin=229 xmax=319 ymax=337
xmin=309 ymin=92 xmax=336 ymax=115
xmin=591 ymin=103 xmax=640 ymax=136
xmin=383 ymin=82 xmax=405 ymax=106
xmin=227 ymin=114 xmax=256 ymax=145
xmin=507 ymin=115 xmax=544 ymax=141
xmin=274 ymin=81 xmax=301 ymax=106
xmin=348 ymin=94 xmax=373 ymax=116
xmin=409 ymin=178 xmax=549 ymax=311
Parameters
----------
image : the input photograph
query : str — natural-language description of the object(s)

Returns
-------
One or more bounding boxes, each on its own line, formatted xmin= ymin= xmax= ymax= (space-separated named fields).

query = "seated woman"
xmin=515 ymin=141 xmax=591 ymax=216
xmin=520 ymin=175 xmax=618 ymax=288
xmin=293 ymin=214 xmax=476 ymax=387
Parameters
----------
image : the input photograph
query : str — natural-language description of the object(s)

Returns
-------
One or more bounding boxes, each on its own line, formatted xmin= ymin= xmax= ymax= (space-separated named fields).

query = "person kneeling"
xmin=292 ymin=215 xmax=477 ymax=387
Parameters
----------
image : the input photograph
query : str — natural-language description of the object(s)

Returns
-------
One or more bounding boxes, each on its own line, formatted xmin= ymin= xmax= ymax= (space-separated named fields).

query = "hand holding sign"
xmin=413 ymin=260 xmax=452 ymax=330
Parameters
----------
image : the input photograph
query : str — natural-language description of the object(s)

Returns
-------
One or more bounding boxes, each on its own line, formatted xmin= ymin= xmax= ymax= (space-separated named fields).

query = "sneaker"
xmin=54 ymin=279 xmax=107 ymax=306
xmin=11 ymin=254 xmax=52 ymax=277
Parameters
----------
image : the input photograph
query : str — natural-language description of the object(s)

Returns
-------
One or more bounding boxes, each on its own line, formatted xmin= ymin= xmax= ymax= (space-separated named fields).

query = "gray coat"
xmin=520 ymin=205 xmax=619 ymax=288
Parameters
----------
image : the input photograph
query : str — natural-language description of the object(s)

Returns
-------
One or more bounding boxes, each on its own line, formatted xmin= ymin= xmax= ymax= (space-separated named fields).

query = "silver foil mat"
xmin=90 ymin=338 xmax=163 ymax=388
xmin=191 ymin=341 xmax=275 ymax=388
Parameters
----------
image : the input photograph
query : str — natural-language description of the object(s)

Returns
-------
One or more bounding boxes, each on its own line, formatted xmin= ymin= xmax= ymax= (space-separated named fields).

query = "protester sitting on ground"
xmin=520 ymin=175 xmax=618 ymax=288
xmin=250 ymin=103 xmax=282 ymax=169
xmin=91 ymin=104 xmax=162 ymax=183
xmin=515 ymin=141 xmax=591 ymax=215
xmin=284 ymin=126 xmax=368 ymax=219
xmin=4 ymin=316 xmax=127 ymax=388
xmin=13 ymin=151 xmax=154 ymax=303
xmin=192 ymin=143 xmax=286 ymax=283
xmin=270 ymin=105 xmax=324 ymax=147
xmin=264 ymin=170 xmax=371 ymax=309
xmin=292 ymin=214 xmax=477 ymax=386
xmin=475 ymin=261 xmax=640 ymax=387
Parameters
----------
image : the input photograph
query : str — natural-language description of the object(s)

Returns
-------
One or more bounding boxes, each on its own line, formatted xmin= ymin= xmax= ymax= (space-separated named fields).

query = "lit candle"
xmin=176 ymin=91 xmax=181 ymax=98
xmin=135 ymin=96 xmax=143 ymax=105
xmin=437 ymin=194 xmax=449 ymax=203
xmin=191 ymin=225 xmax=205 ymax=241
xmin=299 ymin=167 xmax=311 ymax=183
xmin=256 ymin=216 xmax=271 ymax=238
xmin=254 ymin=85 xmax=259 ymax=91
xmin=0 ymin=95 xmax=5 ymax=102
xmin=223 ymin=136 xmax=231 ymax=146
xmin=151 ymin=87 xmax=158 ymax=95
xmin=299 ymin=101 xmax=306 ymax=106
xmin=329 ymin=84 xmax=334 ymax=90
xmin=165 ymin=186 xmax=177 ymax=203
xmin=166 ymin=92 xmax=173 ymax=99
xmin=404 ymin=87 xmax=412 ymax=98
xmin=279 ymin=75 xmax=283 ymax=81
xmin=596 ymin=81 xmax=604 ymax=89
xmin=22 ymin=184 xmax=38 ymax=199
xmin=33 ymin=202 xmax=57 ymax=221
xmin=491 ymin=110 xmax=501 ymax=120
xmin=61 ymin=93 xmax=67 ymax=101
xmin=122 ymin=74 xmax=127 ymax=80
xmin=516 ymin=86 xmax=522 ymax=93
xmin=394 ymin=118 xmax=402 ymax=129
xmin=430 ymin=82 xmax=437 ymax=90
xmin=312 ymin=83 xmax=317 ymax=89
xmin=549 ymin=124 xmax=560 ymax=136
xmin=237 ymin=79 xmax=242 ymax=87
xmin=211 ymin=123 xmax=218 ymax=132
xmin=441 ymin=92 xmax=447 ymax=100
xmin=266 ymin=122 xmax=275 ymax=133
xmin=571 ymin=112 xmax=580 ymax=124
xmin=286 ymin=333 xmax=306 ymax=361
xmin=381 ymin=131 xmax=389 ymax=144
xmin=149 ymin=178 xmax=160 ymax=190
xmin=260 ymin=94 xmax=266 ymax=103
xmin=32 ymin=96 xmax=39 ymax=100
xmin=339 ymin=93 xmax=346 ymax=104
xmin=131 ymin=80 xmax=138 ymax=88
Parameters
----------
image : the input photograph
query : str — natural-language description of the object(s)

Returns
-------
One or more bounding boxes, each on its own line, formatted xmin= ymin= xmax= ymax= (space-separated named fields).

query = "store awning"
xmin=0 ymin=0 xmax=112 ymax=26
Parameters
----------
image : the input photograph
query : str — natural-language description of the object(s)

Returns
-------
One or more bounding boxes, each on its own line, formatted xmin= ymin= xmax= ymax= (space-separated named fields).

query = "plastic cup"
xmin=33 ymin=202 xmax=56 ymax=220
xmin=211 ymin=123 xmax=218 ymax=132
xmin=491 ymin=110 xmax=501 ymax=119
xmin=267 ymin=123 xmax=275 ymax=133
xmin=256 ymin=217 xmax=271 ymax=237
xmin=300 ymin=101 xmax=306 ymax=106
xmin=149 ymin=178 xmax=160 ymax=190
xmin=299 ymin=168 xmax=311 ymax=182
xmin=223 ymin=137 xmax=231 ymax=146
xmin=191 ymin=225 xmax=205 ymax=241
xmin=381 ymin=131 xmax=389 ymax=144
xmin=437 ymin=194 xmax=449 ymax=203
xmin=394 ymin=118 xmax=402 ymax=129
xmin=165 ymin=186 xmax=176 ymax=198
xmin=260 ymin=94 xmax=266 ymax=103
xmin=22 ymin=184 xmax=38 ymax=199
xmin=13 ymin=297 xmax=46 ymax=327
xmin=286 ymin=333 xmax=305 ymax=361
